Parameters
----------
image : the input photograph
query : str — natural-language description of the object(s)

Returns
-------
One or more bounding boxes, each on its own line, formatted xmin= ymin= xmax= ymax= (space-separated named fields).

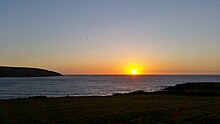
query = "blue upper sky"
xmin=1 ymin=0 xmax=220 ymax=74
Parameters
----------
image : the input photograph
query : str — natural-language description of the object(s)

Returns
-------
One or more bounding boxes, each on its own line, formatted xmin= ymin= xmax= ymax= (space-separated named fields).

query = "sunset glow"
xmin=1 ymin=1 xmax=220 ymax=75
xmin=131 ymin=69 xmax=137 ymax=75
xmin=124 ymin=63 xmax=144 ymax=75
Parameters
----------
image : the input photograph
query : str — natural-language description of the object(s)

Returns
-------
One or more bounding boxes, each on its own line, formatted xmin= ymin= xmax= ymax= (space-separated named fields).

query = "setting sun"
xmin=131 ymin=69 xmax=137 ymax=75
xmin=124 ymin=63 xmax=144 ymax=75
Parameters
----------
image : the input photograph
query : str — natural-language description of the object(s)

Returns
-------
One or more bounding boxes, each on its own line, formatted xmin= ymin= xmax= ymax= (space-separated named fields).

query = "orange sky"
xmin=1 ymin=1 xmax=220 ymax=75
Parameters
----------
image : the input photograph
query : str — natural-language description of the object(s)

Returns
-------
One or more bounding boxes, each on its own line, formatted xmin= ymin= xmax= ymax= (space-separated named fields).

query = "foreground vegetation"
xmin=0 ymin=83 xmax=220 ymax=124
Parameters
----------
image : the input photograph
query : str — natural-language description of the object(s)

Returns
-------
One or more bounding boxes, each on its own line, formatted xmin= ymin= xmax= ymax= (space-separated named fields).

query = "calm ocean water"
xmin=0 ymin=75 xmax=220 ymax=99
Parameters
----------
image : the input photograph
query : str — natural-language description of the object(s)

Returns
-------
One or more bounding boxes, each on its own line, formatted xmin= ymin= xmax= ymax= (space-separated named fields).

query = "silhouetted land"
xmin=161 ymin=82 xmax=220 ymax=96
xmin=0 ymin=66 xmax=62 ymax=77
xmin=114 ymin=82 xmax=220 ymax=96
xmin=0 ymin=83 xmax=219 ymax=123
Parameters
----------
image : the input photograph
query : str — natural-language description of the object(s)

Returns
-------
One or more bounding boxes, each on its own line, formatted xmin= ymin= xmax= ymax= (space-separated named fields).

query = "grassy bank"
xmin=0 ymin=83 xmax=220 ymax=124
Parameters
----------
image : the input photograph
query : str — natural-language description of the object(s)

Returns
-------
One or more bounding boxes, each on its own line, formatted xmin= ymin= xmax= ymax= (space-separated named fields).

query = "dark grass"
xmin=0 ymin=83 xmax=220 ymax=123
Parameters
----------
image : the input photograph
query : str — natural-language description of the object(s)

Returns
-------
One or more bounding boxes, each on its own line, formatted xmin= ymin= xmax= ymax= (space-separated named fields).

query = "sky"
xmin=1 ymin=0 xmax=220 ymax=75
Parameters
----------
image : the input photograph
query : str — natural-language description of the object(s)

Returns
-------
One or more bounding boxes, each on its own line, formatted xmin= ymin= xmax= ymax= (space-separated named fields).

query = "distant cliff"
xmin=0 ymin=66 xmax=62 ymax=77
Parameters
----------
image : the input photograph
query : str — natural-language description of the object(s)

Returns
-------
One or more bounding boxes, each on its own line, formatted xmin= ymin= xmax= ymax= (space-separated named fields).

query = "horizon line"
xmin=63 ymin=74 xmax=220 ymax=76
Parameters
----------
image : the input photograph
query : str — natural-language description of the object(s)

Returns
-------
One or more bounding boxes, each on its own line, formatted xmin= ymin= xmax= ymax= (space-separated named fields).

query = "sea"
xmin=0 ymin=75 xmax=220 ymax=99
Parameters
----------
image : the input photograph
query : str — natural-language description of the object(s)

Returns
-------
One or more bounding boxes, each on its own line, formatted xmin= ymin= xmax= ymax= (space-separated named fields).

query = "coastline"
xmin=0 ymin=66 xmax=62 ymax=77
xmin=1 ymin=82 xmax=220 ymax=100
xmin=0 ymin=82 xmax=219 ymax=123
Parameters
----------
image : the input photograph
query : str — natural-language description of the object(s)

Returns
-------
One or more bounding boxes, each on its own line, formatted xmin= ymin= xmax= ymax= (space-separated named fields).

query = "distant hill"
xmin=0 ymin=66 xmax=62 ymax=77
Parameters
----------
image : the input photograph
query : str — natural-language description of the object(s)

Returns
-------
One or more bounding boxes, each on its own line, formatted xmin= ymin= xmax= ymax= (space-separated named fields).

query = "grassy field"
xmin=0 ymin=83 xmax=220 ymax=124
xmin=0 ymin=94 xmax=219 ymax=124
